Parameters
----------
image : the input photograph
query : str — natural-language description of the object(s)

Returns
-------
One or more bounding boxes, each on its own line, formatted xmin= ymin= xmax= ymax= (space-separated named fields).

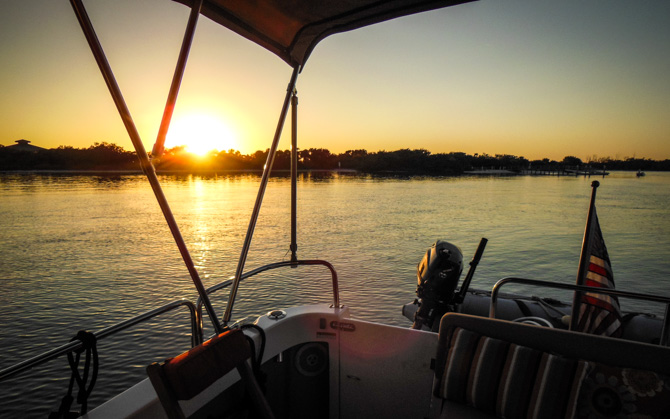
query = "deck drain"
xmin=267 ymin=310 xmax=287 ymax=320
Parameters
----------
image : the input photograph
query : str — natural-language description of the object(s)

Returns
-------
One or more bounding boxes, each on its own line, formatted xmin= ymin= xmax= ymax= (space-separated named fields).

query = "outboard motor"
xmin=412 ymin=240 xmax=463 ymax=331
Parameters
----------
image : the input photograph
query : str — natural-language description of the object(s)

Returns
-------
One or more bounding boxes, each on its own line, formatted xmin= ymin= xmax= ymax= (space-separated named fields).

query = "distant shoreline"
xmin=3 ymin=143 xmax=669 ymax=173
xmin=0 ymin=168 xmax=359 ymax=175
xmin=0 ymin=168 xmax=655 ymax=177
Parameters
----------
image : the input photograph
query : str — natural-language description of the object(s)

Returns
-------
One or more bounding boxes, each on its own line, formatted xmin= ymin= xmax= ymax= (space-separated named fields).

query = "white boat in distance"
xmin=2 ymin=1 xmax=670 ymax=418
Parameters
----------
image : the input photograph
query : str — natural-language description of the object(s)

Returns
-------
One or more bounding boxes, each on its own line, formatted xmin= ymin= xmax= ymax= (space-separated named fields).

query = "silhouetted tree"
xmin=561 ymin=156 xmax=583 ymax=167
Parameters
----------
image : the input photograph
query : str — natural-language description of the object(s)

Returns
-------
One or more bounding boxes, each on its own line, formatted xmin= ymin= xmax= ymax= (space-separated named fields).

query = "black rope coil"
xmin=49 ymin=330 xmax=99 ymax=419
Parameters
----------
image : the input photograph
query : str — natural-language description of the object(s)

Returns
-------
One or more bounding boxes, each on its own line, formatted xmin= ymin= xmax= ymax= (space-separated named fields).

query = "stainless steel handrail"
xmin=490 ymin=277 xmax=670 ymax=346
xmin=196 ymin=259 xmax=339 ymax=343
xmin=0 ymin=299 xmax=199 ymax=382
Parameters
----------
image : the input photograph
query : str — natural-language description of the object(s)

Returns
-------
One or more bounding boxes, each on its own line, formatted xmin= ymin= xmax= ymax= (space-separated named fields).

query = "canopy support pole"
xmin=69 ymin=0 xmax=224 ymax=334
xmin=224 ymin=67 xmax=300 ymax=324
xmin=152 ymin=0 xmax=203 ymax=158
xmin=290 ymin=88 xmax=299 ymax=264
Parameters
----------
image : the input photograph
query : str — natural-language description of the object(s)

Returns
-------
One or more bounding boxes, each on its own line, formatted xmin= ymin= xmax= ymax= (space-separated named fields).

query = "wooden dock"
xmin=520 ymin=168 xmax=609 ymax=177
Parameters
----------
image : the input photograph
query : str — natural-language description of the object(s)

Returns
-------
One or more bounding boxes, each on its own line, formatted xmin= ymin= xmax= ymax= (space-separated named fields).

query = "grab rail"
xmin=196 ymin=259 xmax=339 ymax=342
xmin=0 ymin=299 xmax=199 ymax=382
xmin=490 ymin=277 xmax=670 ymax=346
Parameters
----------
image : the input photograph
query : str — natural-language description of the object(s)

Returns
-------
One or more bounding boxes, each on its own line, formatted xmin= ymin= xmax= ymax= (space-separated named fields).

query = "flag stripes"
xmin=575 ymin=208 xmax=623 ymax=337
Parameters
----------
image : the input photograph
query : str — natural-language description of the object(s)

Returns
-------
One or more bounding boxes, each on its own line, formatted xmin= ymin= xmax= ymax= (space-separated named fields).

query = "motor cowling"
xmin=412 ymin=240 xmax=463 ymax=331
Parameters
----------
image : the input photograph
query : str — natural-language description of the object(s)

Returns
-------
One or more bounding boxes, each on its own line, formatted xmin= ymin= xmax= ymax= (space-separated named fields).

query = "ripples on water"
xmin=1 ymin=171 xmax=669 ymax=417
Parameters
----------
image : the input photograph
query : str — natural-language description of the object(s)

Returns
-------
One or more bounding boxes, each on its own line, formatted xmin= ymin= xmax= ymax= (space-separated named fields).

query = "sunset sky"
xmin=1 ymin=0 xmax=669 ymax=161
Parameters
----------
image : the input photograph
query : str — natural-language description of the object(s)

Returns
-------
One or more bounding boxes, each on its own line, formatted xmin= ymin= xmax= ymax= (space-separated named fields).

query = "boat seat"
xmin=431 ymin=313 xmax=670 ymax=419
xmin=146 ymin=328 xmax=275 ymax=419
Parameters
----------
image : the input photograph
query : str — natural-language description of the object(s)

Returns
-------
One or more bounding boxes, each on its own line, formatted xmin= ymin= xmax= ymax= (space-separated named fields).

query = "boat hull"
xmin=86 ymin=304 xmax=438 ymax=419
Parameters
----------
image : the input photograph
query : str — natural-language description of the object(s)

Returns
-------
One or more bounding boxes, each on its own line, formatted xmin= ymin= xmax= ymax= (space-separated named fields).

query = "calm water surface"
xmin=1 ymin=171 xmax=669 ymax=417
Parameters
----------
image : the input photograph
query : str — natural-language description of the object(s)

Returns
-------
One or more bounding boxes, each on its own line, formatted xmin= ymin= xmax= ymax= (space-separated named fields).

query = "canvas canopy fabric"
xmin=173 ymin=0 xmax=475 ymax=68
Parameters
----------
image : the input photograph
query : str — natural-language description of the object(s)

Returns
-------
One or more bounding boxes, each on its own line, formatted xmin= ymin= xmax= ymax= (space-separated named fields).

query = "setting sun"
xmin=164 ymin=113 xmax=237 ymax=155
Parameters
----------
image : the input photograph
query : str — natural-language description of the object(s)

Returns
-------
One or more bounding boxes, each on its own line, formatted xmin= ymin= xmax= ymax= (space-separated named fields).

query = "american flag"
xmin=576 ymin=208 xmax=623 ymax=337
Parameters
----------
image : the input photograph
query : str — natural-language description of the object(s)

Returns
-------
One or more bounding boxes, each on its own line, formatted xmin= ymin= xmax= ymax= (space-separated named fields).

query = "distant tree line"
xmin=0 ymin=142 xmax=138 ymax=171
xmin=1 ymin=142 xmax=669 ymax=173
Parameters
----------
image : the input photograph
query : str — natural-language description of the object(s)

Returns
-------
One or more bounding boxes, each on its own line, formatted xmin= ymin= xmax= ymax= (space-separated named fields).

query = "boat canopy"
xmin=173 ymin=0 xmax=475 ymax=68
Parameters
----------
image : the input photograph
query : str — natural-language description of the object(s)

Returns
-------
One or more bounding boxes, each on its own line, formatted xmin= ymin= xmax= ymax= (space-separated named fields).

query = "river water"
xmin=1 ymin=171 xmax=669 ymax=417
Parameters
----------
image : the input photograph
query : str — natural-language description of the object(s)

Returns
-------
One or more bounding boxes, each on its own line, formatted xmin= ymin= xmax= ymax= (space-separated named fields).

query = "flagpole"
xmin=570 ymin=180 xmax=600 ymax=331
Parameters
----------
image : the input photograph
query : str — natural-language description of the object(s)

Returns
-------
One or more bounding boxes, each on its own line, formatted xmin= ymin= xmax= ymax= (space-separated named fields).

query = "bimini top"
xmin=173 ymin=0 xmax=475 ymax=68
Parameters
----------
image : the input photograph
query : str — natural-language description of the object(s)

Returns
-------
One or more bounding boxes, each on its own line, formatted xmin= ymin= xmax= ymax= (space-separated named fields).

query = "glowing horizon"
xmin=1 ymin=0 xmax=669 ymax=162
xmin=163 ymin=112 xmax=239 ymax=156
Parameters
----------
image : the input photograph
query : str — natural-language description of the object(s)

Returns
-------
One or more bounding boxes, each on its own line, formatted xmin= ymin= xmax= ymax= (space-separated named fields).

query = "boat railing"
xmin=490 ymin=277 xmax=670 ymax=346
xmin=0 ymin=299 xmax=199 ymax=382
xmin=195 ymin=259 xmax=339 ymax=344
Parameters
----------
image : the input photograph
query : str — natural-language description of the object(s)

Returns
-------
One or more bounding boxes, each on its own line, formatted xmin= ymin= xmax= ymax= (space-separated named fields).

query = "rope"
xmin=49 ymin=330 xmax=99 ymax=418
xmin=241 ymin=324 xmax=267 ymax=389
